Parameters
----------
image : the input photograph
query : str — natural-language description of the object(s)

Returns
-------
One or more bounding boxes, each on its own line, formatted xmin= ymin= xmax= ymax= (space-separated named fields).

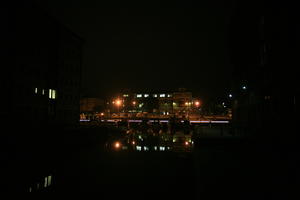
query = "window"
xmin=153 ymin=94 xmax=158 ymax=98
xmin=52 ymin=90 xmax=56 ymax=99
xmin=160 ymin=94 xmax=165 ymax=97
xmin=144 ymin=94 xmax=149 ymax=97
xmin=49 ymin=89 xmax=52 ymax=99
xmin=49 ymin=89 xmax=57 ymax=99
xmin=137 ymin=94 xmax=142 ymax=98
xmin=34 ymin=88 xmax=38 ymax=94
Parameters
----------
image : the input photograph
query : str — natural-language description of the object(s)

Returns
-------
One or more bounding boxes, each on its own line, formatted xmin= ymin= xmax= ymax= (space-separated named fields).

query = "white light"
xmin=153 ymin=94 xmax=158 ymax=97
xmin=167 ymin=94 xmax=172 ymax=97
xmin=137 ymin=94 xmax=142 ymax=98
xmin=52 ymin=90 xmax=56 ymax=99
xmin=144 ymin=94 xmax=149 ymax=97
xmin=144 ymin=146 xmax=149 ymax=151
xmin=42 ymin=89 xmax=45 ymax=95
xmin=35 ymin=88 xmax=38 ymax=94
xmin=136 ymin=146 xmax=142 ymax=151
xmin=229 ymin=94 xmax=233 ymax=98
xmin=49 ymin=89 xmax=52 ymax=99
xmin=154 ymin=146 xmax=157 ymax=151
xmin=160 ymin=94 xmax=165 ymax=97
xmin=242 ymin=86 xmax=247 ymax=90
xmin=159 ymin=146 xmax=165 ymax=151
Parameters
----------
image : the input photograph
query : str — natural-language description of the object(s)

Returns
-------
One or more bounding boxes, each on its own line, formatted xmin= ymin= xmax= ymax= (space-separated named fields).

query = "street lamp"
xmin=115 ymin=99 xmax=122 ymax=116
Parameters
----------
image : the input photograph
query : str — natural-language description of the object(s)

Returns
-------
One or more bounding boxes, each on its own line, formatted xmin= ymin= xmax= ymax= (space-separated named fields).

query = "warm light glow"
xmin=100 ymin=113 xmax=104 ymax=116
xmin=132 ymin=141 xmax=135 ymax=145
xmin=195 ymin=101 xmax=200 ymax=106
xmin=132 ymin=101 xmax=136 ymax=105
xmin=115 ymin=99 xmax=121 ymax=106
xmin=185 ymin=102 xmax=189 ymax=106
xmin=114 ymin=142 xmax=121 ymax=148
xmin=185 ymin=141 xmax=189 ymax=146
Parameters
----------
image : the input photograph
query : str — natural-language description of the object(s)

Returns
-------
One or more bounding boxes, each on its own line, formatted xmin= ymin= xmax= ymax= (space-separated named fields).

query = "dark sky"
xmin=37 ymin=0 xmax=237 ymax=101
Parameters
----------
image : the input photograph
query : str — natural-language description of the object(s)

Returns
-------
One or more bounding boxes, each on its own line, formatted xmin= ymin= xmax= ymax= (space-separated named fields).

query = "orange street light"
xmin=116 ymin=99 xmax=121 ymax=106
xmin=195 ymin=101 xmax=200 ymax=107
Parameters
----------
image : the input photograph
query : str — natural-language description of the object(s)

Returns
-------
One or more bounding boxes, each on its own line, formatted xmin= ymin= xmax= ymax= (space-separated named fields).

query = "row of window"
xmin=34 ymin=88 xmax=56 ymax=99
xmin=124 ymin=94 xmax=173 ymax=98
xmin=29 ymin=175 xmax=52 ymax=192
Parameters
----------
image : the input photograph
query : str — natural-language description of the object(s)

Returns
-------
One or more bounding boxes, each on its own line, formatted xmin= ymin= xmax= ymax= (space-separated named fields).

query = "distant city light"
xmin=137 ymin=94 xmax=142 ymax=98
xmin=35 ymin=88 xmax=38 ymax=94
xmin=114 ymin=142 xmax=121 ymax=149
xmin=144 ymin=94 xmax=149 ymax=97
xmin=229 ymin=94 xmax=233 ymax=98
xmin=242 ymin=86 xmax=247 ymax=90
xmin=132 ymin=101 xmax=136 ymax=105
xmin=160 ymin=94 xmax=165 ymax=97
xmin=194 ymin=101 xmax=200 ymax=106
xmin=115 ymin=99 xmax=121 ymax=106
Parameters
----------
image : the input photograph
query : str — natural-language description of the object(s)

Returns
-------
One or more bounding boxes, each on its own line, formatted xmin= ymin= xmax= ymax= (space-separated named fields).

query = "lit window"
xmin=44 ymin=177 xmax=48 ymax=188
xmin=49 ymin=89 xmax=56 ymax=99
xmin=144 ymin=94 xmax=149 ymax=98
xmin=137 ymin=94 xmax=142 ymax=98
xmin=123 ymin=94 xmax=129 ymax=97
xmin=153 ymin=94 xmax=158 ymax=98
xmin=160 ymin=94 xmax=165 ymax=97
xmin=167 ymin=94 xmax=172 ymax=97
xmin=42 ymin=89 xmax=45 ymax=95
xmin=49 ymin=89 xmax=52 ymax=99
xmin=52 ymin=90 xmax=56 ymax=99
xmin=48 ymin=175 xmax=52 ymax=186
xmin=136 ymin=146 xmax=142 ymax=151
xmin=35 ymin=88 xmax=38 ymax=94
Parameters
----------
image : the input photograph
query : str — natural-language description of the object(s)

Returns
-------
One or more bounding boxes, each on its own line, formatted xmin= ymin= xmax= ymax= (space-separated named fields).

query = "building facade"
xmin=107 ymin=88 xmax=201 ymax=118
xmin=3 ymin=1 xmax=83 ymax=128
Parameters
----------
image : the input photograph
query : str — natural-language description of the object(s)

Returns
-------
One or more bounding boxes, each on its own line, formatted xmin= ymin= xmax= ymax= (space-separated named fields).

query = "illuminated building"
xmin=113 ymin=88 xmax=200 ymax=118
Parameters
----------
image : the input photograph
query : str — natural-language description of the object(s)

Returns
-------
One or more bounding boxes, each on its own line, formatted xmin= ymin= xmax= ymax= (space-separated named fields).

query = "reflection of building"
xmin=109 ymin=88 xmax=201 ymax=118
xmin=2 ymin=1 xmax=83 ymax=128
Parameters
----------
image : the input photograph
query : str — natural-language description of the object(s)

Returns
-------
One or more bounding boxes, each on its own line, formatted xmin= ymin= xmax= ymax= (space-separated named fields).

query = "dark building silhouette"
xmin=230 ymin=1 xmax=299 ymax=141
xmin=2 ymin=1 xmax=83 ymax=129
xmin=2 ymin=1 xmax=83 ymax=192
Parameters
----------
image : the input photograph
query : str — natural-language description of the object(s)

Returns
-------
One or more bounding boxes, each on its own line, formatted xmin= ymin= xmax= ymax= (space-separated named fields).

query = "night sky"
xmin=37 ymin=0 xmax=237 ymax=101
